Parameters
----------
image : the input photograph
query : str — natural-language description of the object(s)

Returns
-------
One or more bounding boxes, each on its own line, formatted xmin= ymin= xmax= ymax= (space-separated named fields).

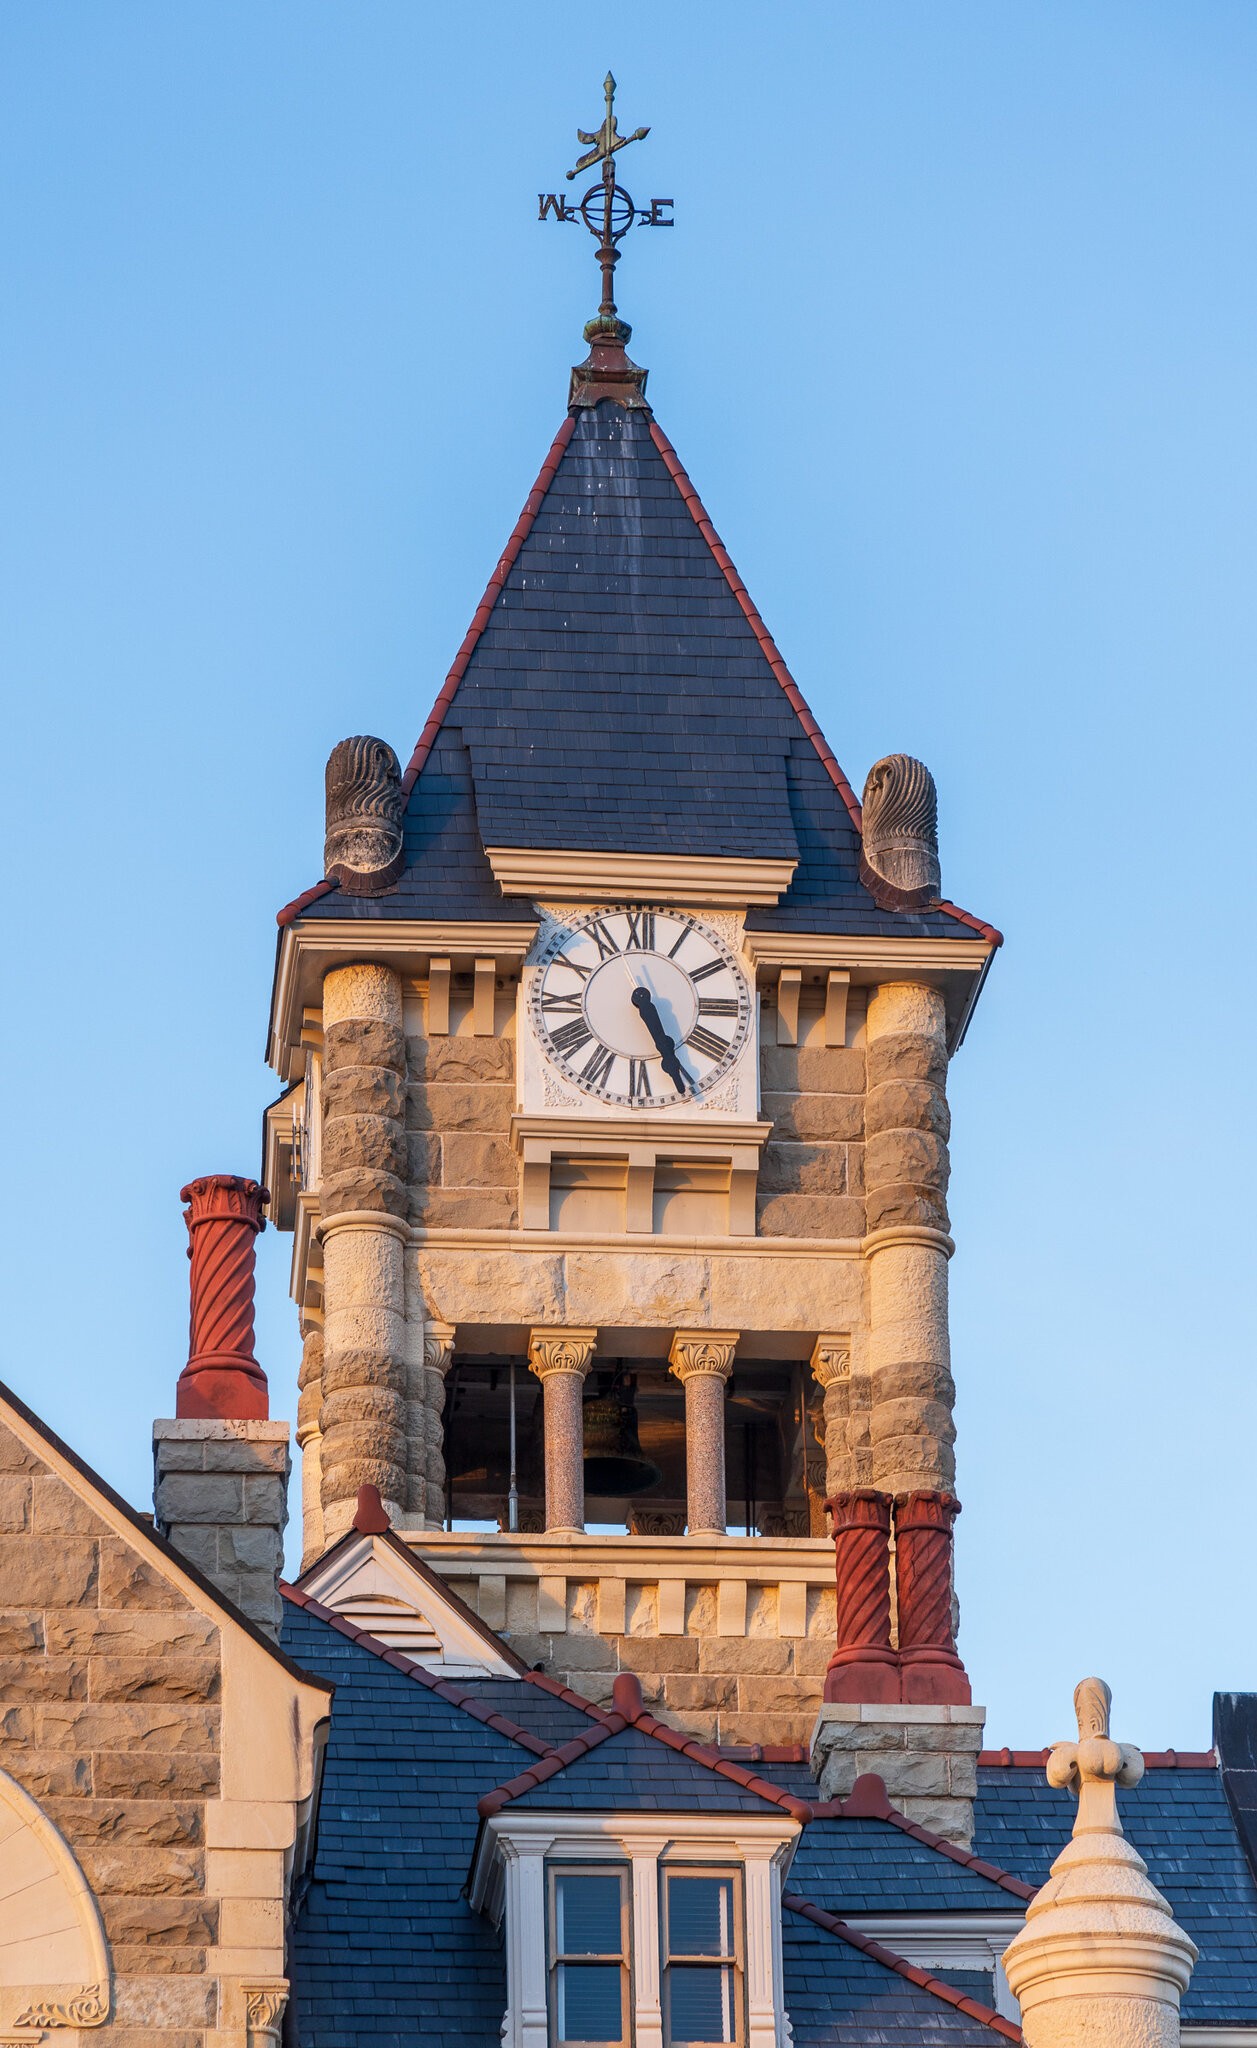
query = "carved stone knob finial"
xmin=860 ymin=754 xmax=941 ymax=910
xmin=324 ymin=736 xmax=404 ymax=896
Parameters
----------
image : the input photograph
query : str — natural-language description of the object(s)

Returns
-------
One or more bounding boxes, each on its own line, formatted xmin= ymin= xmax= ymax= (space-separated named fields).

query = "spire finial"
xmin=538 ymin=76 xmax=673 ymax=411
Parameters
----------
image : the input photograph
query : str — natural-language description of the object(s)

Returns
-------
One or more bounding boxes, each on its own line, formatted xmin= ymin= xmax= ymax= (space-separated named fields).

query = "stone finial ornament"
xmin=860 ymin=754 xmax=941 ymax=910
xmin=324 ymin=735 xmax=405 ymax=895
xmin=1002 ymin=1677 xmax=1197 ymax=2048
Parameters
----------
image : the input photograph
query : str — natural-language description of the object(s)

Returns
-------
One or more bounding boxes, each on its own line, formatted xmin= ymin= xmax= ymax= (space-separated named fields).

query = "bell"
xmin=583 ymin=1381 xmax=662 ymax=1497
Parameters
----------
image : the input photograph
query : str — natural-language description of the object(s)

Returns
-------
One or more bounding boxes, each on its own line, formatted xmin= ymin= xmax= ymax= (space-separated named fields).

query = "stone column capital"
xmin=810 ymin=1334 xmax=851 ymax=1388
xmin=423 ymin=1320 xmax=457 ymax=1377
xmin=528 ymin=1327 xmax=598 ymax=1381
xmin=668 ymin=1331 xmax=739 ymax=1383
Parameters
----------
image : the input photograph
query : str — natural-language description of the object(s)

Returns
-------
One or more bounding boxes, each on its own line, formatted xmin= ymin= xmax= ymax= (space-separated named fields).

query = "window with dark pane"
xmin=663 ymin=1872 xmax=742 ymax=2048
xmin=549 ymin=1867 xmax=630 ymax=2048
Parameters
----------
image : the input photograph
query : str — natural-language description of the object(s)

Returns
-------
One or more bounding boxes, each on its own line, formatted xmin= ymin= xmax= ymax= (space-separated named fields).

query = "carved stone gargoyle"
xmin=859 ymin=753 xmax=941 ymax=910
xmin=324 ymin=735 xmax=405 ymax=896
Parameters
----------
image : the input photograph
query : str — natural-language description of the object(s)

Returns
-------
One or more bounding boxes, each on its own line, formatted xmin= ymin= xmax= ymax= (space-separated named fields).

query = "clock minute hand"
xmin=630 ymin=987 xmax=688 ymax=1094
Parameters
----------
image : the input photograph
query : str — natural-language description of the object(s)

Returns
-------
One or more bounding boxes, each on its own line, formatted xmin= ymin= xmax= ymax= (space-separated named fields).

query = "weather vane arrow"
xmin=538 ymin=73 xmax=674 ymax=346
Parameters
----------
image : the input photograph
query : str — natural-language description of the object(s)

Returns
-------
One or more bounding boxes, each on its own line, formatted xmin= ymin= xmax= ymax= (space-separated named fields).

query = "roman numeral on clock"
xmin=579 ymin=1042 xmax=616 ymax=1090
xmin=624 ymin=908 xmax=656 ymax=950
xmin=687 ymin=1023 xmax=729 ymax=1062
xmin=540 ymin=991 xmax=583 ymax=1014
xmin=698 ymin=997 xmax=740 ymax=1017
xmin=549 ymin=1018 xmax=593 ymax=1057
xmin=628 ymin=1058 xmax=654 ymax=1100
xmin=587 ymin=919 xmax=620 ymax=961
xmin=689 ymin=958 xmax=724 ymax=983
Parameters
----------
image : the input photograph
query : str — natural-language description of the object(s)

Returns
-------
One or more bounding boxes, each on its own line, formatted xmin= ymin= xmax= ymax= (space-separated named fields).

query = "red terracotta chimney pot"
xmin=175 ymin=1175 xmax=270 ymax=1421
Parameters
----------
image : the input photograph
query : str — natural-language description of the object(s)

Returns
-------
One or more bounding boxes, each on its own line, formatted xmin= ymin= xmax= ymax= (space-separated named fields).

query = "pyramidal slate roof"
xmin=283 ymin=396 xmax=998 ymax=945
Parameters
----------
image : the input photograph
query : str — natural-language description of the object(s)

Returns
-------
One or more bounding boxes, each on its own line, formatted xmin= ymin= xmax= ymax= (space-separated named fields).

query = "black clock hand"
xmin=630 ymin=986 xmax=689 ymax=1093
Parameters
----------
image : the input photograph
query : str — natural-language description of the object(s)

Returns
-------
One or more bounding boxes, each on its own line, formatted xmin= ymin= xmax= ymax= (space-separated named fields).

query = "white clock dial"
xmin=530 ymin=907 xmax=752 ymax=1109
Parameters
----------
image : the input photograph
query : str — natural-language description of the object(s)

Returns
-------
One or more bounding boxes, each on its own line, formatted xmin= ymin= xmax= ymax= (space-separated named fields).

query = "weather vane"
xmin=539 ymin=75 xmax=673 ymax=333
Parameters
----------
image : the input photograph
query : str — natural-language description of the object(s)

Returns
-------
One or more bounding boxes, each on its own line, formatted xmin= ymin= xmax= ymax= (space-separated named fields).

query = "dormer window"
xmin=472 ymin=1812 xmax=796 ymax=2048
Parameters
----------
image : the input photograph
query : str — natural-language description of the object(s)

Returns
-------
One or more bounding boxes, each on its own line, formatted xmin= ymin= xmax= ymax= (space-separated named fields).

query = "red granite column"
xmin=823 ymin=1489 xmax=900 ymax=1703
xmin=176 ymin=1175 xmax=269 ymax=1419
xmin=895 ymin=1491 xmax=971 ymax=1705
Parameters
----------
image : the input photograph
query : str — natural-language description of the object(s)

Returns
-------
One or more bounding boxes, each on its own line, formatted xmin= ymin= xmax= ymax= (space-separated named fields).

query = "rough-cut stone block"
xmin=88 ymin=1656 xmax=220 ymax=1704
xmin=39 ymin=1699 xmax=218 ymax=1753
xmin=0 ymin=1426 xmax=47 ymax=1474
xmin=113 ymin=1974 xmax=217 ymax=2025
xmin=866 ymin=1032 xmax=947 ymax=1089
xmin=101 ymin=1896 xmax=218 ymax=1946
xmin=408 ymin=1082 xmax=515 ymax=1132
xmin=0 ymin=1474 xmax=31 ymax=1531
xmin=697 ymin=1636 xmax=790 ymax=1675
xmin=79 ymin=1844 xmax=205 ymax=1898
xmin=442 ymin=1132 xmax=517 ymax=1189
xmin=664 ymin=1707 xmax=720 ymax=1742
xmin=865 ymin=1078 xmax=950 ymax=1141
xmin=110 ymin=1947 xmax=207 ymax=1979
xmin=417 ymin=1246 xmax=565 ymax=1326
xmin=615 ymin=1634 xmax=700 ymax=1674
xmin=758 ymin=1143 xmax=849 ymax=1195
xmin=242 ymin=1475 xmax=288 ymax=1524
xmin=791 ymin=1635 xmax=838 ymax=1677
xmin=410 ymin=1035 xmax=515 ymax=1083
xmin=760 ymin=1092 xmax=864 ymax=1143
xmin=864 ymin=1128 xmax=949 ymax=1193
xmin=756 ymin=1194 xmax=865 ymax=1240
xmin=0 ymin=1536 xmax=98 ymax=1605
xmin=545 ymin=1631 xmax=616 ymax=1671
xmin=0 ymin=1747 xmax=92 ymax=1796
xmin=92 ymin=1751 xmax=220 ymax=1800
xmin=320 ymin=1164 xmax=408 ymax=1218
xmin=0 ymin=1613 xmax=44 ymax=1653
xmin=45 ymin=1798 xmax=202 ymax=1845
xmin=736 ymin=1675 xmax=817 ymax=1713
xmin=162 ymin=1525 xmax=220 ymax=1576
xmin=563 ymin=1251 xmax=711 ymax=1328
xmin=663 ymin=1673 xmax=738 ymax=1711
xmin=760 ymin=1044 xmax=866 ymax=1094
xmin=407 ymin=1131 xmax=442 ymax=1186
xmin=154 ymin=1475 xmax=244 ymax=1526
xmin=0 ymin=1653 xmax=88 ymax=1700
xmin=322 ymin=1064 xmax=407 ymax=1121
xmin=322 ymin=1113 xmax=408 ymax=1180
xmin=414 ymin=1186 xmax=519 ymax=1230
xmin=201 ymin=1437 xmax=289 ymax=1475
xmin=323 ymin=1016 xmax=406 ymax=1073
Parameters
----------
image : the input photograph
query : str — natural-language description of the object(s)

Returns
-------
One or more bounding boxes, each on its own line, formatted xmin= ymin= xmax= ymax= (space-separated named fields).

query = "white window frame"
xmin=660 ymin=1864 xmax=745 ymax=2048
xmin=548 ymin=1861 xmax=633 ymax=2048
xmin=470 ymin=1812 xmax=799 ymax=2048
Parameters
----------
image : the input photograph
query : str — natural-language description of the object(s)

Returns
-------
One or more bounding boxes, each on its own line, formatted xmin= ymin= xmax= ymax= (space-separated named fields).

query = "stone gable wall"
xmin=0 ymin=1417 xmax=221 ymax=2047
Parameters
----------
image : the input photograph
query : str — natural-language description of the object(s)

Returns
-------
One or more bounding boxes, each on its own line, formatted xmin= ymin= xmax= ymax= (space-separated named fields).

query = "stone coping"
xmin=407 ymin=1531 xmax=835 ymax=1576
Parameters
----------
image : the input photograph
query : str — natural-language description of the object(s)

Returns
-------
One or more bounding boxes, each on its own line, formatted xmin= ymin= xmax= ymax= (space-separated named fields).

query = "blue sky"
xmin=1 ymin=2 xmax=1253 ymax=1746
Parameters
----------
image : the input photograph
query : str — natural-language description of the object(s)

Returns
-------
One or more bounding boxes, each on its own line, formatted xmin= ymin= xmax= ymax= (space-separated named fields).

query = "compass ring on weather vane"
xmin=580 ymin=181 xmax=638 ymax=244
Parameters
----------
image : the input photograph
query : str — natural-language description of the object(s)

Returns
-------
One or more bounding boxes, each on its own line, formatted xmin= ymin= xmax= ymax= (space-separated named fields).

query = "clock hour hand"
xmin=630 ymin=986 xmax=689 ymax=1094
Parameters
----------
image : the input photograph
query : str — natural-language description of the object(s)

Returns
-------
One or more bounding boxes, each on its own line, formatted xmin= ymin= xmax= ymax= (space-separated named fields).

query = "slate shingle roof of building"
xmin=288 ymin=402 xmax=997 ymax=944
xmin=782 ymin=1899 xmax=1017 ymax=2045
xmin=972 ymin=1762 xmax=1257 ymax=2028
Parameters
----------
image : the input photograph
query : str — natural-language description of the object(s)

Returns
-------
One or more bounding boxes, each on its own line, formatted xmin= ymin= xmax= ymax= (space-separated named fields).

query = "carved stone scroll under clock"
xmin=520 ymin=905 xmax=758 ymax=1120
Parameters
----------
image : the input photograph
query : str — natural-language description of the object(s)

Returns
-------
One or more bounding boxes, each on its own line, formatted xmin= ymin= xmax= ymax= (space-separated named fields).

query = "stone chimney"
xmin=1003 ymin=1678 xmax=1197 ymax=2047
xmin=810 ymin=1489 xmax=984 ymax=1846
xmin=153 ymin=1175 xmax=290 ymax=1642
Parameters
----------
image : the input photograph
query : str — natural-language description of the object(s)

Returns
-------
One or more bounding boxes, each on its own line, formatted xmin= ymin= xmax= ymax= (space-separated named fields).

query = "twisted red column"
xmin=823 ymin=1489 xmax=900 ymax=1703
xmin=895 ymin=1491 xmax=971 ymax=1704
xmin=176 ymin=1176 xmax=270 ymax=1420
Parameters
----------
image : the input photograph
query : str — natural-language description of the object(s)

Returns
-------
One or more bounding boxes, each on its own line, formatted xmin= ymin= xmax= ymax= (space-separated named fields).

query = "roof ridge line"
xmin=279 ymin=1582 xmax=551 ymax=1755
xmin=781 ymin=1890 xmax=1023 ymax=2042
xmin=275 ymin=413 xmax=576 ymax=928
xmin=521 ymin=1668 xmax=811 ymax=1818
xmin=476 ymin=1714 xmax=629 ymax=1817
xmin=648 ymin=418 xmax=1003 ymax=950
xmin=399 ymin=413 xmax=578 ymax=800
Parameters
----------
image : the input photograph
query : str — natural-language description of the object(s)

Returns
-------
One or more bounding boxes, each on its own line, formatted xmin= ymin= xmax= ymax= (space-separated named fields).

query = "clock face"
xmin=530 ymin=907 xmax=753 ymax=1109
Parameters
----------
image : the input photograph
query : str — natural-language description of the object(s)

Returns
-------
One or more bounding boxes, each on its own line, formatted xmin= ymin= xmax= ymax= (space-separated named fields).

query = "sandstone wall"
xmin=757 ymin=1037 xmax=866 ymax=1241
xmin=0 ymin=1416 xmax=222 ymax=2048
xmin=407 ymin=1026 xmax=518 ymax=1232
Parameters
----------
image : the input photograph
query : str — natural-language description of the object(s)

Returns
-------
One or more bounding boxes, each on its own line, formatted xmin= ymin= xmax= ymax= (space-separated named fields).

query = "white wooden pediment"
xmin=300 ymin=1534 xmax=519 ymax=1679
xmin=0 ymin=1767 xmax=110 ymax=2032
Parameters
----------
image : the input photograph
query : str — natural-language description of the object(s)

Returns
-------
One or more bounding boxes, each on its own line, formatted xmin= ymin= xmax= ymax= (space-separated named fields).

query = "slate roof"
xmin=291 ymin=402 xmax=995 ymax=944
xmin=502 ymin=1722 xmax=794 ymax=1813
xmin=972 ymin=1762 xmax=1257 ymax=2028
xmin=783 ymin=1901 xmax=1015 ymax=2045
xmin=786 ymin=1813 xmax=1026 ymax=1916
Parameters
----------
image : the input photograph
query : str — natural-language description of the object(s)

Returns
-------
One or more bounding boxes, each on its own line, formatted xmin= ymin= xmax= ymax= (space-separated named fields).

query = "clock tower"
xmin=263 ymin=92 xmax=1000 ymax=1767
